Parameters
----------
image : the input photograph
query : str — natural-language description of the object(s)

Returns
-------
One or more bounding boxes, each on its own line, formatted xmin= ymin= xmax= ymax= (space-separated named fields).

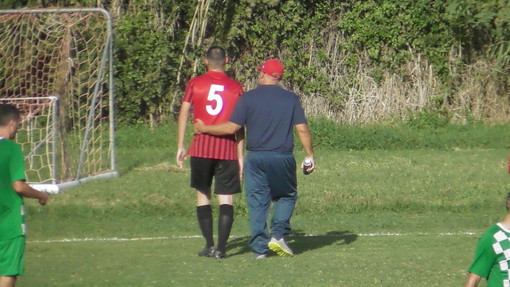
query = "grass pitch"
xmin=17 ymin=123 xmax=509 ymax=286
xmin=19 ymin=213 xmax=492 ymax=287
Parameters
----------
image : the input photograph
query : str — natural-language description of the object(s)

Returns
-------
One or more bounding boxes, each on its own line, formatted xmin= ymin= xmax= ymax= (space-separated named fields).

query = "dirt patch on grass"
xmin=134 ymin=162 xmax=187 ymax=172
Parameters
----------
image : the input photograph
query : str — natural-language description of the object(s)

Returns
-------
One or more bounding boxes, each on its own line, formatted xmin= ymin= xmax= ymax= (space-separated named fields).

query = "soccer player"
xmin=0 ymin=104 xmax=49 ymax=287
xmin=464 ymin=192 xmax=510 ymax=287
xmin=176 ymin=46 xmax=244 ymax=259
xmin=194 ymin=59 xmax=315 ymax=258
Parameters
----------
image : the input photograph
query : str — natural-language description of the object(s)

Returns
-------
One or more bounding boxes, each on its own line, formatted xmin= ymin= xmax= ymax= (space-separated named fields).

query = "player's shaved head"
xmin=0 ymin=104 xmax=21 ymax=126
xmin=206 ymin=46 xmax=226 ymax=68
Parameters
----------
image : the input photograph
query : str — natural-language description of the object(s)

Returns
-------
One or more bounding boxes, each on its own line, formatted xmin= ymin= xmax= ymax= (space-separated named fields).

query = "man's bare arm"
xmin=13 ymin=181 xmax=48 ymax=205
xmin=464 ymin=273 xmax=482 ymax=287
xmin=295 ymin=123 xmax=314 ymax=158
xmin=295 ymin=123 xmax=315 ymax=173
xmin=176 ymin=102 xmax=191 ymax=169
xmin=236 ymin=127 xmax=245 ymax=180
xmin=194 ymin=119 xmax=241 ymax=136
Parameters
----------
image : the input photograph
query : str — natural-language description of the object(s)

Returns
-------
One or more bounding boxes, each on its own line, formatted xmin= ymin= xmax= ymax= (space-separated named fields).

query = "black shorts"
xmin=190 ymin=157 xmax=241 ymax=195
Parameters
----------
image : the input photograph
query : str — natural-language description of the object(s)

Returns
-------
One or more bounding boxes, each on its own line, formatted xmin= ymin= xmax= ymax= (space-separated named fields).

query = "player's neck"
xmin=259 ymin=79 xmax=279 ymax=85
xmin=0 ymin=130 xmax=10 ymax=139
xmin=500 ymin=214 xmax=510 ymax=228
xmin=207 ymin=68 xmax=224 ymax=73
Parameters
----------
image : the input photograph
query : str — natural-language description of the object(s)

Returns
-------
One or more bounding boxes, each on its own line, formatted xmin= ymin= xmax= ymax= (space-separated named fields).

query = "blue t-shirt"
xmin=229 ymin=85 xmax=307 ymax=152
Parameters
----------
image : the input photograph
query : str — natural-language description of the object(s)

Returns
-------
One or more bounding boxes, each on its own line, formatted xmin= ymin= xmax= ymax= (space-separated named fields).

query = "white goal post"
xmin=0 ymin=8 xmax=118 ymax=193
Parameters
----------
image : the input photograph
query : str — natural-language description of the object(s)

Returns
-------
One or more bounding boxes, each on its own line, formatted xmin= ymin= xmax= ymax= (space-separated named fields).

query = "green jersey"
xmin=0 ymin=137 xmax=26 ymax=240
xmin=469 ymin=223 xmax=510 ymax=287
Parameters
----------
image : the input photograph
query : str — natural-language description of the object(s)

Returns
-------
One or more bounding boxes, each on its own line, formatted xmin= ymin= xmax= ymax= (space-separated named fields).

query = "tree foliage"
xmin=2 ymin=0 xmax=509 ymax=124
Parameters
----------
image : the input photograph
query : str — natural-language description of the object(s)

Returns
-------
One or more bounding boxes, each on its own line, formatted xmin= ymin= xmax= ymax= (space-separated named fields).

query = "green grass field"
xmin=16 ymin=123 xmax=510 ymax=286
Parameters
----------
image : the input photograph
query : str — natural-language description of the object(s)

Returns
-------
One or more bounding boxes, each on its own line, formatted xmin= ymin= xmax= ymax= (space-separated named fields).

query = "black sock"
xmin=216 ymin=204 xmax=234 ymax=253
xmin=197 ymin=205 xmax=214 ymax=248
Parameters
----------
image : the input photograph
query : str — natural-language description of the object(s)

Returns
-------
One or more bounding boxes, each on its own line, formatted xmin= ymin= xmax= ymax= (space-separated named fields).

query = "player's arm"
xmin=12 ymin=180 xmax=48 ymax=205
xmin=236 ymin=127 xmax=245 ymax=180
xmin=295 ymin=123 xmax=315 ymax=173
xmin=176 ymin=102 xmax=192 ymax=169
xmin=194 ymin=119 xmax=241 ymax=136
xmin=463 ymin=272 xmax=482 ymax=287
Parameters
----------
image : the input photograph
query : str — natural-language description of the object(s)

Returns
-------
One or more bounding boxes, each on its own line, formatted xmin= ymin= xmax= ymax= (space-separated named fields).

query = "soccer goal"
xmin=0 ymin=8 xmax=118 ymax=193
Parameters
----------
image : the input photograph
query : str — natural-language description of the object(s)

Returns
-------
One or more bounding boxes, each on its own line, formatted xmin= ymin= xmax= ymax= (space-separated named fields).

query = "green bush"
xmin=4 ymin=0 xmax=510 ymax=124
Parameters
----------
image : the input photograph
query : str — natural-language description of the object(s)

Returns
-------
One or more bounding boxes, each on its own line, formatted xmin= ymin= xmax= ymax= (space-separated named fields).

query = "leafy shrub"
xmin=4 ymin=0 xmax=510 ymax=124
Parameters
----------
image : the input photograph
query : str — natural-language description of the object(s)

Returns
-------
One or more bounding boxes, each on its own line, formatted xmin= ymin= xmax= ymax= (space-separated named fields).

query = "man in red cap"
xmin=257 ymin=59 xmax=284 ymax=79
xmin=195 ymin=58 xmax=315 ymax=259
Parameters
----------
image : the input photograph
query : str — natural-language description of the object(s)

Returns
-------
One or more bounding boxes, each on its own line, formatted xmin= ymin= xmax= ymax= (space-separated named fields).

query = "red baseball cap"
xmin=258 ymin=59 xmax=284 ymax=79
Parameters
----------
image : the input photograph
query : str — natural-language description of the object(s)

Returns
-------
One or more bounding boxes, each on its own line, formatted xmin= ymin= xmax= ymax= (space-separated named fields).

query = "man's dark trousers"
xmin=244 ymin=151 xmax=297 ymax=255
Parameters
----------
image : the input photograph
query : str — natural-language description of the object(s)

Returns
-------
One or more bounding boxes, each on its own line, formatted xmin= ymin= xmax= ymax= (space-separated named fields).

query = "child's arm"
xmin=12 ymin=181 xmax=48 ymax=205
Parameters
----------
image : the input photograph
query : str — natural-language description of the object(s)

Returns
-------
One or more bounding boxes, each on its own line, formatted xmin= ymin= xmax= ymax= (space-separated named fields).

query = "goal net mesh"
xmin=0 ymin=9 xmax=116 ymax=187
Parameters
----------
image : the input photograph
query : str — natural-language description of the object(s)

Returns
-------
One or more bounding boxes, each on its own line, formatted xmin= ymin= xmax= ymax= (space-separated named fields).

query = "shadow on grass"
xmin=226 ymin=230 xmax=358 ymax=257
xmin=290 ymin=230 xmax=358 ymax=255
xmin=226 ymin=236 xmax=251 ymax=256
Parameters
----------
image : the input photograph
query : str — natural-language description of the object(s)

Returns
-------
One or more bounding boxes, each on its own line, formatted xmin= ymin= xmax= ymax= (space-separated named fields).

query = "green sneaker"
xmin=268 ymin=238 xmax=294 ymax=257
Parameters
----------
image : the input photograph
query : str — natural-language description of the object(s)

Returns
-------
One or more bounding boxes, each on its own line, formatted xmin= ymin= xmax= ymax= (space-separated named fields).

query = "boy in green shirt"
xmin=465 ymin=192 xmax=510 ymax=287
xmin=0 ymin=104 xmax=48 ymax=287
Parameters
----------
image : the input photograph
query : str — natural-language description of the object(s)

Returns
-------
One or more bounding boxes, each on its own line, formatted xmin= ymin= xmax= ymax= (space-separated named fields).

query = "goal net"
xmin=0 ymin=8 xmax=117 ymax=193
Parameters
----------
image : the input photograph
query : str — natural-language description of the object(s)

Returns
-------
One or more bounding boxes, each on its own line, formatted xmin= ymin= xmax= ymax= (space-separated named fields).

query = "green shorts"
xmin=0 ymin=236 xmax=25 ymax=276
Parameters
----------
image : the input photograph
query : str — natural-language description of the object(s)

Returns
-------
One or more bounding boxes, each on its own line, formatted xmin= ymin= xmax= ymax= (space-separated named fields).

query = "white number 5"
xmin=206 ymin=84 xmax=224 ymax=116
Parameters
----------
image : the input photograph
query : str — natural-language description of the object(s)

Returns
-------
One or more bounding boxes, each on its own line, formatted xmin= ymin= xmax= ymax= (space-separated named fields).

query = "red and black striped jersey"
xmin=183 ymin=71 xmax=243 ymax=160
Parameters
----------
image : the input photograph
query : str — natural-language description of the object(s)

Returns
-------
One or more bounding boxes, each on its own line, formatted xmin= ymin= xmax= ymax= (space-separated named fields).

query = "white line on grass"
xmin=28 ymin=231 xmax=478 ymax=244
